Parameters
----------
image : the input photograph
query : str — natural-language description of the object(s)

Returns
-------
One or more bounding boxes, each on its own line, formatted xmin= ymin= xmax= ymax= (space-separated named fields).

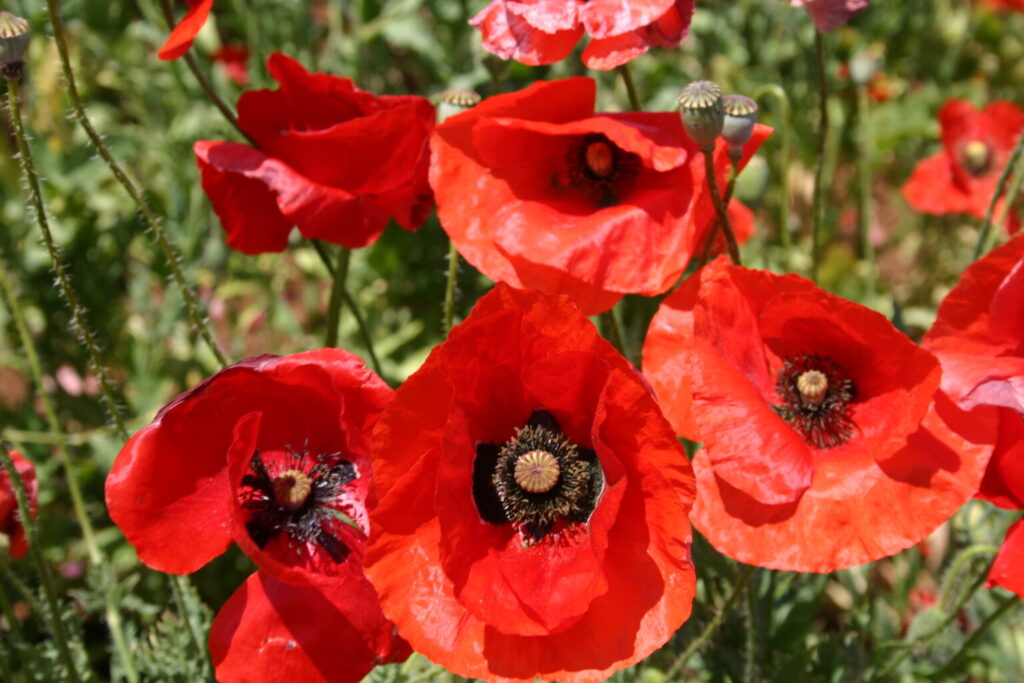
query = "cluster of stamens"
xmin=565 ymin=134 xmax=640 ymax=208
xmin=961 ymin=139 xmax=992 ymax=176
xmin=473 ymin=411 xmax=603 ymax=544
xmin=774 ymin=355 xmax=857 ymax=449
xmin=238 ymin=447 xmax=357 ymax=563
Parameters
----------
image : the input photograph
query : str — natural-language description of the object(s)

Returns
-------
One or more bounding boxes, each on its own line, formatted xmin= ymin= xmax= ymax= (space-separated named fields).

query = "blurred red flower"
xmin=471 ymin=0 xmax=695 ymax=70
xmin=158 ymin=0 xmax=214 ymax=60
xmin=903 ymin=100 xmax=1024 ymax=231
xmin=212 ymin=45 xmax=250 ymax=87
xmin=195 ymin=53 xmax=435 ymax=254
xmin=430 ymin=77 xmax=770 ymax=315
xmin=642 ymin=257 xmax=996 ymax=572
xmin=979 ymin=0 xmax=1024 ymax=10
xmin=365 ymin=284 xmax=696 ymax=682
xmin=789 ymin=0 xmax=869 ymax=32
xmin=105 ymin=350 xmax=408 ymax=682
xmin=1 ymin=450 xmax=36 ymax=558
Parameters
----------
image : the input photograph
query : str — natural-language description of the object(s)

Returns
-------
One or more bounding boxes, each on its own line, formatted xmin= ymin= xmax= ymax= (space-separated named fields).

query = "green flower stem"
xmin=855 ymin=84 xmax=877 ymax=292
xmin=699 ymin=162 xmax=739 ymax=264
xmin=599 ymin=308 xmax=628 ymax=359
xmin=169 ymin=574 xmax=211 ymax=677
xmin=0 ymin=259 xmax=133 ymax=683
xmin=811 ymin=30 xmax=830 ymax=282
xmin=665 ymin=564 xmax=756 ymax=679
xmin=704 ymin=150 xmax=742 ymax=265
xmin=154 ymin=0 xmax=258 ymax=146
xmin=313 ymin=242 xmax=384 ymax=377
xmin=0 ymin=448 xmax=84 ymax=683
xmin=752 ymin=84 xmax=793 ymax=252
xmin=743 ymin=568 xmax=760 ymax=682
xmin=0 ymin=576 xmax=24 ymax=640
xmin=5 ymin=74 xmax=128 ymax=441
xmin=46 ymin=0 xmax=228 ymax=368
xmin=617 ymin=63 xmax=642 ymax=111
xmin=325 ymin=246 xmax=352 ymax=348
xmin=0 ymin=555 xmax=43 ymax=634
xmin=976 ymin=134 xmax=1024 ymax=260
xmin=995 ymin=158 xmax=1024 ymax=236
xmin=443 ymin=239 xmax=460 ymax=336
xmin=933 ymin=593 xmax=1020 ymax=679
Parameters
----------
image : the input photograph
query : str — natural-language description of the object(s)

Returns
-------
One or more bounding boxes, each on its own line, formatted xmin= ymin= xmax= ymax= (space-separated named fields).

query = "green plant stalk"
xmin=932 ymin=593 xmax=1020 ymax=679
xmin=0 ymin=448 xmax=84 ymax=683
xmin=994 ymin=158 xmax=1024 ymax=234
xmin=0 ymin=575 xmax=24 ymax=640
xmin=0 ymin=556 xmax=43 ymax=634
xmin=855 ymin=84 xmax=876 ymax=292
xmin=325 ymin=247 xmax=352 ymax=348
xmin=618 ymin=64 xmax=642 ymax=111
xmin=704 ymin=151 xmax=742 ymax=265
xmin=743 ymin=568 xmax=760 ymax=682
xmin=811 ymin=30 xmax=830 ymax=282
xmin=47 ymin=0 xmax=229 ymax=367
xmin=665 ymin=564 xmax=756 ymax=678
xmin=0 ymin=258 xmax=133 ymax=682
xmin=443 ymin=239 xmax=460 ymax=336
xmin=752 ymin=84 xmax=792 ymax=252
xmin=974 ymin=129 xmax=1024 ymax=261
xmin=939 ymin=544 xmax=999 ymax=614
xmin=169 ymin=574 xmax=211 ymax=677
xmin=312 ymin=242 xmax=384 ymax=376
xmin=600 ymin=309 xmax=628 ymax=358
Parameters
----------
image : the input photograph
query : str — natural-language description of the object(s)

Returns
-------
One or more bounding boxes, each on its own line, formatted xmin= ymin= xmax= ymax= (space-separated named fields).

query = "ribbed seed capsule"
xmin=721 ymin=94 xmax=759 ymax=159
xmin=0 ymin=12 xmax=29 ymax=79
xmin=678 ymin=80 xmax=724 ymax=151
xmin=438 ymin=88 xmax=482 ymax=123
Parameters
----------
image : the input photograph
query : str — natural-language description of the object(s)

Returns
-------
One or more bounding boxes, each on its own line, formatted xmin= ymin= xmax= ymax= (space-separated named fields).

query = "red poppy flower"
xmin=105 ymin=349 xmax=407 ymax=681
xmin=989 ymin=518 xmax=1024 ymax=596
xmin=365 ymin=284 xmax=696 ymax=682
xmin=430 ymin=77 xmax=771 ymax=315
xmin=1 ymin=450 xmax=36 ymax=558
xmin=642 ymin=257 xmax=997 ymax=572
xmin=471 ymin=0 xmax=696 ymax=70
xmin=789 ymin=0 xmax=869 ymax=32
xmin=979 ymin=0 xmax=1024 ymax=10
xmin=212 ymin=44 xmax=250 ymax=87
xmin=194 ymin=53 xmax=435 ymax=254
xmin=158 ymin=0 xmax=214 ymax=61
xmin=903 ymin=100 xmax=1024 ymax=231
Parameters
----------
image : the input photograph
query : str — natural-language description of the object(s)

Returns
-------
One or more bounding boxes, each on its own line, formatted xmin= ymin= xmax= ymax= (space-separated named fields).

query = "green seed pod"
xmin=438 ymin=88 xmax=481 ymax=123
xmin=678 ymin=80 xmax=724 ymax=152
xmin=721 ymin=94 xmax=759 ymax=159
xmin=0 ymin=12 xmax=29 ymax=79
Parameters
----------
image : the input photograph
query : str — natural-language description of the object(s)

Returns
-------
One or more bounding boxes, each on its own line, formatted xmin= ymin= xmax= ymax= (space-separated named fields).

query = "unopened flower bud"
xmin=438 ymin=88 xmax=481 ymax=123
xmin=678 ymin=80 xmax=723 ymax=152
xmin=721 ymin=94 xmax=758 ymax=160
xmin=0 ymin=12 xmax=29 ymax=79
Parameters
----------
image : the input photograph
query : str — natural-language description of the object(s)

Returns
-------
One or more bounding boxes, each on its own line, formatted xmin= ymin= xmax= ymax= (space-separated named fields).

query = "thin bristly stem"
xmin=932 ymin=594 xmax=1020 ymax=679
xmin=0 ymin=448 xmax=84 ymax=683
xmin=855 ymin=83 xmax=877 ymax=294
xmin=313 ymin=243 xmax=384 ymax=377
xmin=46 ymin=0 xmax=228 ymax=367
xmin=169 ymin=574 xmax=211 ymax=677
xmin=703 ymin=151 xmax=741 ymax=264
xmin=443 ymin=240 xmax=460 ymax=336
xmin=5 ymin=74 xmax=128 ymax=442
xmin=665 ymin=564 xmax=756 ymax=679
xmin=994 ymin=158 xmax=1024 ymax=238
xmin=617 ymin=64 xmax=642 ymax=111
xmin=752 ymin=84 xmax=792 ymax=253
xmin=325 ymin=247 xmax=352 ymax=348
xmin=811 ymin=30 xmax=830 ymax=282
xmin=974 ymin=131 xmax=1024 ymax=260
xmin=0 ymin=257 xmax=133 ymax=683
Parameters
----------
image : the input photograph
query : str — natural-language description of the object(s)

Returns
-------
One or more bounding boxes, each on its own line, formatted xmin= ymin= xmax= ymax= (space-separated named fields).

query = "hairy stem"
xmin=325 ymin=247 xmax=352 ymax=348
xmin=855 ymin=84 xmax=876 ymax=292
xmin=753 ymin=84 xmax=792 ymax=253
xmin=975 ymin=131 xmax=1024 ymax=260
xmin=704 ymin=151 xmax=741 ymax=264
xmin=932 ymin=594 xmax=1020 ymax=679
xmin=313 ymin=242 xmax=384 ymax=376
xmin=443 ymin=240 xmax=460 ymax=336
xmin=811 ymin=30 xmax=830 ymax=282
xmin=617 ymin=63 xmax=642 ymax=111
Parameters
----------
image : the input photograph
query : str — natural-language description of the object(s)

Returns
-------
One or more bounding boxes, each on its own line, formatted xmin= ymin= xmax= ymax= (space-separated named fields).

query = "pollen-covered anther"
xmin=796 ymin=370 xmax=828 ymax=407
xmin=585 ymin=141 xmax=615 ymax=178
xmin=514 ymin=449 xmax=560 ymax=493
xmin=963 ymin=140 xmax=990 ymax=174
xmin=273 ymin=470 xmax=312 ymax=511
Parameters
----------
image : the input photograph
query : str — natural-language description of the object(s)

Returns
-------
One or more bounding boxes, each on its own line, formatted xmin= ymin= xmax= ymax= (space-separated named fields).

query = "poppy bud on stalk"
xmin=678 ymin=80 xmax=724 ymax=152
xmin=0 ymin=11 xmax=28 ymax=80
xmin=721 ymin=94 xmax=759 ymax=160
xmin=438 ymin=88 xmax=481 ymax=122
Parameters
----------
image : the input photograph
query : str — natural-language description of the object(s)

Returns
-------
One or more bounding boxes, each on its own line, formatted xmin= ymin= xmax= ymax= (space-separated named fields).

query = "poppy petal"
xmin=157 ymin=0 xmax=214 ymax=61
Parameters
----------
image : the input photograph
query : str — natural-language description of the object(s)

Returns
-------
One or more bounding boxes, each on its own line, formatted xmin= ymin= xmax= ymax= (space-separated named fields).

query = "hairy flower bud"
xmin=678 ymin=80 xmax=724 ymax=152
xmin=722 ymin=95 xmax=759 ymax=159
xmin=0 ymin=11 xmax=29 ymax=79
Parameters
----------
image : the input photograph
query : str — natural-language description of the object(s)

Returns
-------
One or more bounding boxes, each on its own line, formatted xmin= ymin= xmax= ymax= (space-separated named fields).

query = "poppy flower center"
xmin=568 ymin=134 xmax=640 ymax=208
xmin=774 ymin=355 xmax=856 ymax=449
xmin=238 ymin=448 xmax=358 ymax=563
xmin=961 ymin=139 xmax=991 ymax=176
xmin=473 ymin=410 xmax=604 ymax=543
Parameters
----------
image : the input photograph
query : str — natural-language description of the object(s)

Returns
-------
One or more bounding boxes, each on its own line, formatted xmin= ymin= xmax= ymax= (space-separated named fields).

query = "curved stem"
xmin=313 ymin=243 xmax=384 ymax=376
xmin=753 ymin=84 xmax=792 ymax=253
xmin=325 ymin=247 xmax=352 ymax=348
xmin=443 ymin=239 xmax=460 ymax=336
xmin=811 ymin=30 xmax=830 ymax=282
xmin=975 ymin=130 xmax=1024 ymax=260
xmin=0 ymin=449 xmax=84 ymax=683
xmin=46 ymin=0 xmax=228 ymax=367
xmin=666 ymin=564 xmax=756 ymax=679
xmin=617 ymin=64 xmax=642 ymax=111
xmin=703 ymin=150 xmax=741 ymax=265
xmin=932 ymin=594 xmax=1020 ymax=679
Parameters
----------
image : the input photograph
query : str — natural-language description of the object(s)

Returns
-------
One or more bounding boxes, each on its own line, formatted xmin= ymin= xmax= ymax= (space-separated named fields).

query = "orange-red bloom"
xmin=430 ymin=77 xmax=770 ymax=315
xmin=471 ymin=0 xmax=695 ymax=70
xmin=643 ymin=258 xmax=996 ymax=572
xmin=195 ymin=54 xmax=435 ymax=254
xmin=158 ymin=0 xmax=214 ymax=60
xmin=365 ymin=284 xmax=696 ymax=682
xmin=1 ymin=450 xmax=36 ymax=558
xmin=105 ymin=350 xmax=407 ymax=682
xmin=903 ymin=100 xmax=1024 ymax=231
xmin=979 ymin=0 xmax=1024 ymax=10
